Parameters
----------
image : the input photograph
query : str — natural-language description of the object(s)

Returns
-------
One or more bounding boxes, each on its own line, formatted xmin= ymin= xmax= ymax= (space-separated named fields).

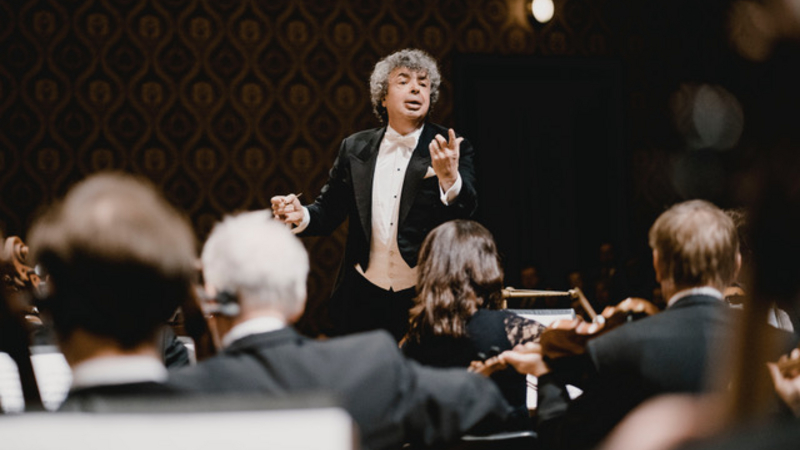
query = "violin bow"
xmin=500 ymin=286 xmax=598 ymax=321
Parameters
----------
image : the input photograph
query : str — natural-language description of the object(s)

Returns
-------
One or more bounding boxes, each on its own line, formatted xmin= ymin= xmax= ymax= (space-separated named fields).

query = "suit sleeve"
xmin=536 ymin=329 xmax=642 ymax=450
xmin=396 ymin=360 xmax=512 ymax=447
xmin=302 ymin=138 xmax=355 ymax=236
xmin=448 ymin=135 xmax=478 ymax=219
xmin=536 ymin=368 xmax=628 ymax=450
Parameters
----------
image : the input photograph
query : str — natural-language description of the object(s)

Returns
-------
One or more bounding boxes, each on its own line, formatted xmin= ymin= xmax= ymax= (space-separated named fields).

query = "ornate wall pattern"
xmin=0 ymin=0 xmax=737 ymax=333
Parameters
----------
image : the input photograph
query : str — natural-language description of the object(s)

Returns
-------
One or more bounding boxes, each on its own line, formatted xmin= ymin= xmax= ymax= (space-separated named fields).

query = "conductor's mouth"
xmin=405 ymin=100 xmax=422 ymax=110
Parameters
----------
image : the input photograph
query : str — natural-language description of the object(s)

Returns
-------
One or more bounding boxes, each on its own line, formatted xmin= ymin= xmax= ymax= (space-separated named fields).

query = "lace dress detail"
xmin=504 ymin=313 xmax=546 ymax=346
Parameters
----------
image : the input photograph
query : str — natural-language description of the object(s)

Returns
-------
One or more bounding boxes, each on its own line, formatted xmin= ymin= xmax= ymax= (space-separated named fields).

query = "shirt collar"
xmin=384 ymin=124 xmax=424 ymax=150
xmin=667 ymin=286 xmax=724 ymax=308
xmin=70 ymin=355 xmax=167 ymax=390
xmin=222 ymin=316 xmax=286 ymax=348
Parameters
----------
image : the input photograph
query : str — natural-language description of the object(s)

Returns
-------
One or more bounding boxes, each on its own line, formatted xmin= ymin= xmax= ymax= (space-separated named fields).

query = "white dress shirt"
xmin=70 ymin=355 xmax=167 ymax=389
xmin=355 ymin=125 xmax=423 ymax=290
xmin=221 ymin=316 xmax=286 ymax=348
xmin=294 ymin=124 xmax=463 ymax=291
xmin=666 ymin=286 xmax=723 ymax=308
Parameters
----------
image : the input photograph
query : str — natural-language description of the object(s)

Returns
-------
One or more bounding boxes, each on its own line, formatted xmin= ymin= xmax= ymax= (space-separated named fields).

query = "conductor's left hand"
xmin=429 ymin=128 xmax=462 ymax=192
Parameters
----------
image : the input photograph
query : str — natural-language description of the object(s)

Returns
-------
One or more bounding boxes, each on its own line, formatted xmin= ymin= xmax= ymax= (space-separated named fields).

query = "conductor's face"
xmin=382 ymin=67 xmax=431 ymax=131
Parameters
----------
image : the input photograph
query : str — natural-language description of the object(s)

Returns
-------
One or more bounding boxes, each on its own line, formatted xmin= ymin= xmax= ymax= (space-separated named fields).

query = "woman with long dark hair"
xmin=401 ymin=219 xmax=545 ymax=424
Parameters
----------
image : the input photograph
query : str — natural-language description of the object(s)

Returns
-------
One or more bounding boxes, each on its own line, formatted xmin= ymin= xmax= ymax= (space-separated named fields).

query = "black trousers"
xmin=329 ymin=267 xmax=415 ymax=342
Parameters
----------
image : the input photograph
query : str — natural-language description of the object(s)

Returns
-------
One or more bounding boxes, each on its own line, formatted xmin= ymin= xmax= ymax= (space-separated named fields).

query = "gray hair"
xmin=369 ymin=48 xmax=441 ymax=122
xmin=201 ymin=211 xmax=309 ymax=319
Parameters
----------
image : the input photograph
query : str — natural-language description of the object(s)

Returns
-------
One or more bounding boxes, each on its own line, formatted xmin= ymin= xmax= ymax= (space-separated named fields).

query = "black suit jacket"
xmin=302 ymin=122 xmax=478 ymax=273
xmin=59 ymin=381 xmax=184 ymax=411
xmin=536 ymin=294 xmax=737 ymax=450
xmin=169 ymin=328 xmax=510 ymax=450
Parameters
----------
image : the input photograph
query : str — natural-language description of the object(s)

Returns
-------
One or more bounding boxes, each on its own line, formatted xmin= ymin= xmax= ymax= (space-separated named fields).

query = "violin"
xmin=469 ymin=292 xmax=660 ymax=377
xmin=170 ymin=282 xmax=222 ymax=362
xmin=1 ymin=236 xmax=45 ymax=305
xmin=540 ymin=297 xmax=661 ymax=361
xmin=0 ymin=236 xmax=45 ymax=411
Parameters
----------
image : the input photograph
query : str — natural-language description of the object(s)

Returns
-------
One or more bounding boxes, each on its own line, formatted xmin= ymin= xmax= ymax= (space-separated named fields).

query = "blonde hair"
xmin=648 ymin=200 xmax=739 ymax=290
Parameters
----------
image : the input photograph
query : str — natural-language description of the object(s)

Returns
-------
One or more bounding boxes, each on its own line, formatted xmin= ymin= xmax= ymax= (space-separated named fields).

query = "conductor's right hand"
xmin=270 ymin=194 xmax=303 ymax=227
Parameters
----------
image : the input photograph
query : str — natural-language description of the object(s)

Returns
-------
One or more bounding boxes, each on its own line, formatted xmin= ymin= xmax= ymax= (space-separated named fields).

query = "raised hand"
xmin=270 ymin=193 xmax=303 ymax=226
xmin=429 ymin=128 xmax=463 ymax=192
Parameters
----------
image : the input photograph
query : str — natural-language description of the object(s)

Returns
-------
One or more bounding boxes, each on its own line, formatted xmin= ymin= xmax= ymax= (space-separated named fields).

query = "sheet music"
xmin=31 ymin=346 xmax=72 ymax=410
xmin=508 ymin=308 xmax=576 ymax=326
xmin=0 ymin=347 xmax=72 ymax=412
xmin=0 ymin=408 xmax=355 ymax=450
xmin=0 ymin=352 xmax=24 ymax=413
xmin=507 ymin=309 xmax=582 ymax=409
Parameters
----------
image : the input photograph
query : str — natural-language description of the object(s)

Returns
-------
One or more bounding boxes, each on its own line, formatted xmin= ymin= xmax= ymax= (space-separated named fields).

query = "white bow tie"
xmin=384 ymin=131 xmax=417 ymax=150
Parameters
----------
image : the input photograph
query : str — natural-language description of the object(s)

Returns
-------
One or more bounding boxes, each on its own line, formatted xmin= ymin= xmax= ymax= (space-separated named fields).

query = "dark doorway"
xmin=454 ymin=56 xmax=626 ymax=291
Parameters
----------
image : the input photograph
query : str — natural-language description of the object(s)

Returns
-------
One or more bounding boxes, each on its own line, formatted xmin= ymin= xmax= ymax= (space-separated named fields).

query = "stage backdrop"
xmin=0 ymin=0 xmax=752 ymax=333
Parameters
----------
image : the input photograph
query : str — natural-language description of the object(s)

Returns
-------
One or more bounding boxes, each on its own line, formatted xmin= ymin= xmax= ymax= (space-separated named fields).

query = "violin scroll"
xmin=1 ymin=236 xmax=44 ymax=296
xmin=0 ymin=235 xmax=45 ymax=410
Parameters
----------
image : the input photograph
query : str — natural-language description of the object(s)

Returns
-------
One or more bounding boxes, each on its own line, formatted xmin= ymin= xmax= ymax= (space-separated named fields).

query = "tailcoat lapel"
xmin=399 ymin=124 xmax=434 ymax=226
xmin=350 ymin=128 xmax=385 ymax=243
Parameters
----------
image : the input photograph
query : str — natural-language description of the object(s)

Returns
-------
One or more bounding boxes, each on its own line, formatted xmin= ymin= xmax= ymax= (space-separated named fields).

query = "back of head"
xmin=201 ymin=211 xmax=309 ymax=321
xmin=28 ymin=172 xmax=197 ymax=349
xmin=408 ymin=220 xmax=503 ymax=339
xmin=648 ymin=200 xmax=739 ymax=291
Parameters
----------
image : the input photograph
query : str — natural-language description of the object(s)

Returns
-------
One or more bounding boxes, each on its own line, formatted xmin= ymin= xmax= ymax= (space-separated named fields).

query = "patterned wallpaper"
xmin=0 ymin=0 xmax=741 ymax=333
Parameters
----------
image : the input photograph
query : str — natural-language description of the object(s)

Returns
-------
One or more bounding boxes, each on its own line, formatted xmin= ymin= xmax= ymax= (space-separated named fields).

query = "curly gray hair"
xmin=369 ymin=49 xmax=441 ymax=122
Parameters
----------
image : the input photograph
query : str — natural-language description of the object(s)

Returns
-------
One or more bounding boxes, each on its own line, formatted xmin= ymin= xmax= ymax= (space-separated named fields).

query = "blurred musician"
xmin=498 ymin=200 xmax=743 ymax=449
xmin=401 ymin=220 xmax=545 ymax=428
xmin=28 ymin=173 xmax=197 ymax=408
xmin=170 ymin=211 xmax=511 ymax=450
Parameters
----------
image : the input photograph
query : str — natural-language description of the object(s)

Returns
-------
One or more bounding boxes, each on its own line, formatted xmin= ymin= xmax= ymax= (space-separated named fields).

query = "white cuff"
xmin=439 ymin=174 xmax=462 ymax=205
xmin=291 ymin=207 xmax=311 ymax=234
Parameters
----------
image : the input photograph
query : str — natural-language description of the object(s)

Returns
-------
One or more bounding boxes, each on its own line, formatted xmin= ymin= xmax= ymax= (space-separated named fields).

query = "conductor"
xmin=271 ymin=49 xmax=478 ymax=340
